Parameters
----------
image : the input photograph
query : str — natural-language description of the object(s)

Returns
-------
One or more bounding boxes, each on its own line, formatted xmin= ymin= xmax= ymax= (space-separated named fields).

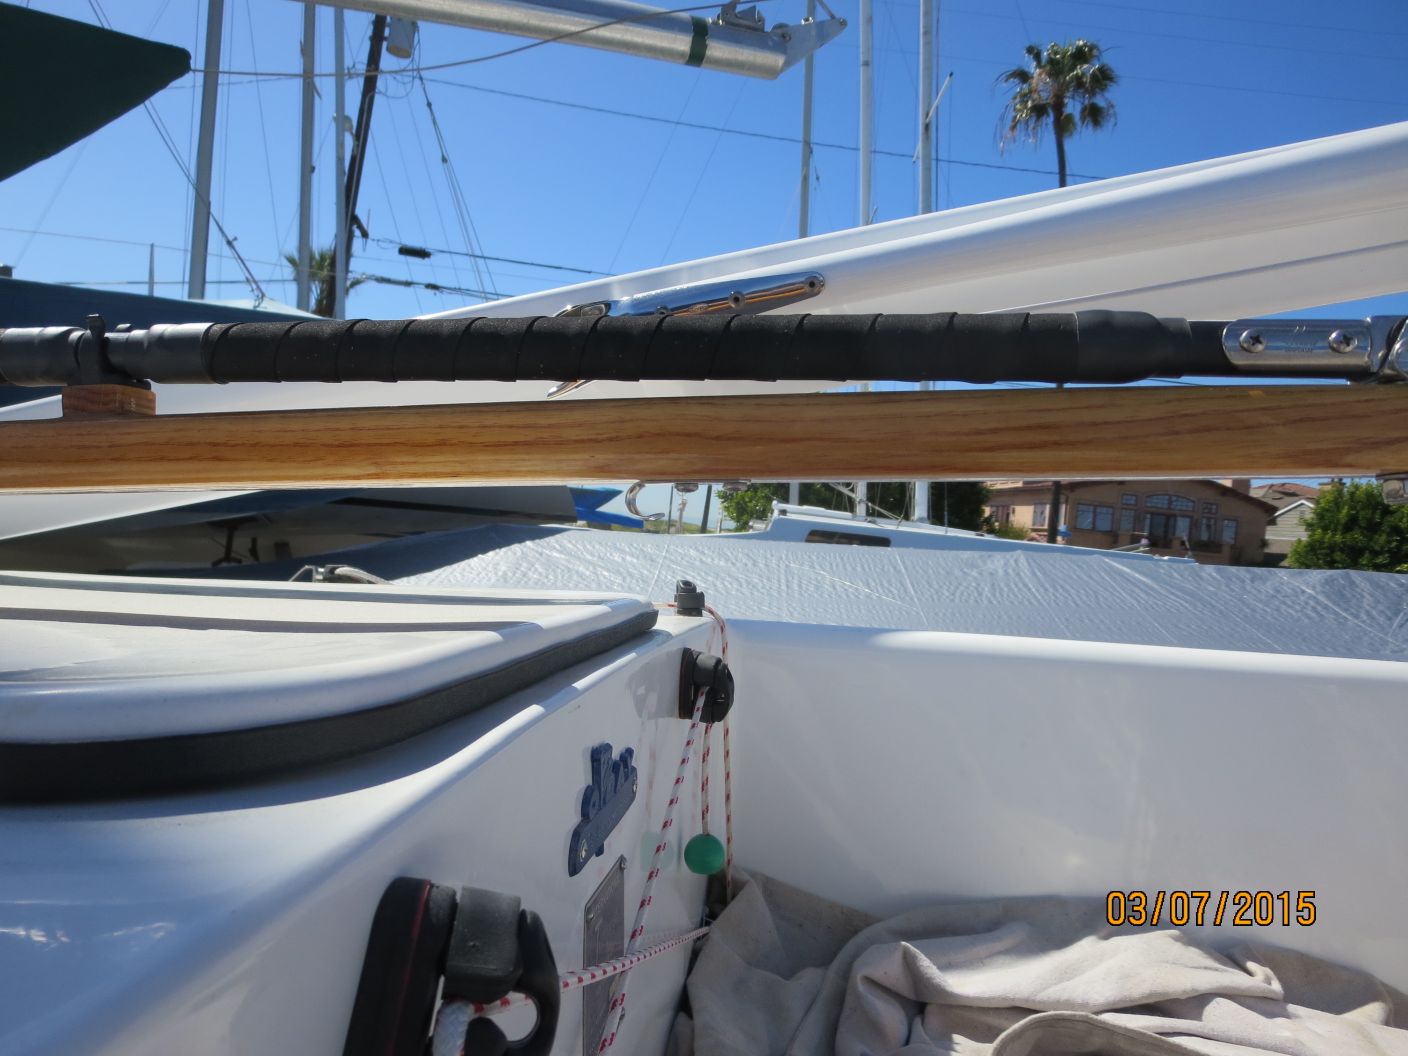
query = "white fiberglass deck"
xmin=2 ymin=557 xmax=1407 ymax=1053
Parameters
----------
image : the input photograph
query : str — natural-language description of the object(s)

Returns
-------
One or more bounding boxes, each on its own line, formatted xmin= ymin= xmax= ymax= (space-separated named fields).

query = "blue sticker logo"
xmin=568 ymin=744 xmax=638 ymax=876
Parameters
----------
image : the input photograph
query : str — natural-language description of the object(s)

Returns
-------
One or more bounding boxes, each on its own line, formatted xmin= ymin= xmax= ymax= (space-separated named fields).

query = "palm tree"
xmin=284 ymin=246 xmax=367 ymax=318
xmin=998 ymin=40 xmax=1115 ymax=541
xmin=998 ymin=40 xmax=1116 ymax=189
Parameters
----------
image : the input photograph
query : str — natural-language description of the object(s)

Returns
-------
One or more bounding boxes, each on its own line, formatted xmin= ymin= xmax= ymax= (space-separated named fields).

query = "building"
xmin=986 ymin=480 xmax=1277 ymax=566
xmin=1253 ymin=483 xmax=1320 ymax=566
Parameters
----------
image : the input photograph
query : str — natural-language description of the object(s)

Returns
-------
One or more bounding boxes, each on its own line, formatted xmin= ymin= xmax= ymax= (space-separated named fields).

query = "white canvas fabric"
xmin=675 ymin=874 xmax=1408 ymax=1056
xmin=291 ymin=524 xmax=1408 ymax=662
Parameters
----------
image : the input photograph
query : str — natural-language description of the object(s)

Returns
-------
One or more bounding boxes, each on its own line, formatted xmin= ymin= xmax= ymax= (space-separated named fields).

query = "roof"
xmin=1253 ymin=482 xmax=1321 ymax=509
xmin=0 ymin=277 xmax=314 ymax=330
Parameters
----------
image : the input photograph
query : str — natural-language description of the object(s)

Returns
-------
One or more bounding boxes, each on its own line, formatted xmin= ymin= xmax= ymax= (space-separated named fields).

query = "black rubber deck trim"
xmin=0 ymin=607 xmax=658 ymax=804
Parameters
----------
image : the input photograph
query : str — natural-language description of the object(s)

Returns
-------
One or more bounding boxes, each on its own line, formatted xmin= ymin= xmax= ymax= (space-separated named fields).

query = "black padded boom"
xmin=0 ymin=311 xmax=1236 ymax=388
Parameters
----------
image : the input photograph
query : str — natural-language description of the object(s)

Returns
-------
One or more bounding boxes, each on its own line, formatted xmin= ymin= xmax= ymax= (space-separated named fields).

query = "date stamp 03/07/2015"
xmin=1106 ymin=890 xmax=1317 ymax=928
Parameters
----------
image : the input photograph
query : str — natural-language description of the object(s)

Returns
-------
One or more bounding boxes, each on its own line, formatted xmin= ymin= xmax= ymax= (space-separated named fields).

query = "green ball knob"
xmin=684 ymin=833 xmax=726 ymax=875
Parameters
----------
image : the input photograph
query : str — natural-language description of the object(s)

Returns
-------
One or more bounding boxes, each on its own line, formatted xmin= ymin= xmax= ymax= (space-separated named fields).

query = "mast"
xmin=854 ymin=0 xmax=875 ymax=520
xmin=858 ymin=0 xmax=873 ymax=226
xmin=187 ymin=0 xmax=224 ymax=300
xmin=296 ymin=3 xmax=315 ymax=313
xmin=797 ymin=0 xmax=816 ymax=240
xmin=341 ymin=15 xmax=388 ymax=250
xmin=791 ymin=0 xmax=819 ymax=506
xmin=913 ymin=0 xmax=935 ymax=520
xmin=918 ymin=0 xmax=934 ymax=214
xmin=333 ymin=8 xmax=348 ymax=319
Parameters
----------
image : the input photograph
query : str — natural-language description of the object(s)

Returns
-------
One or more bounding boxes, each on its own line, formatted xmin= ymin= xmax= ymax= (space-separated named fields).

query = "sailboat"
xmin=1 ymin=78 xmax=1407 ymax=1056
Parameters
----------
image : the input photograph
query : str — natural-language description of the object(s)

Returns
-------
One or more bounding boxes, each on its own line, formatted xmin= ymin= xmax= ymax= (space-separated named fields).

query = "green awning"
xmin=0 ymin=3 xmax=190 ymax=181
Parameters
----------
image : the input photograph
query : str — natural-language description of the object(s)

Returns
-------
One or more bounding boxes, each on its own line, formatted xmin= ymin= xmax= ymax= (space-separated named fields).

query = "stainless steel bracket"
xmin=1222 ymin=316 xmax=1406 ymax=379
xmin=547 ymin=271 xmax=825 ymax=398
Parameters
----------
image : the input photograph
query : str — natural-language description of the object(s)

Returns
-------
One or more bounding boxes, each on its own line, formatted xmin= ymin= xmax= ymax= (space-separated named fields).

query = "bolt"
xmin=1328 ymin=330 xmax=1358 ymax=355
xmin=1238 ymin=330 xmax=1265 ymax=354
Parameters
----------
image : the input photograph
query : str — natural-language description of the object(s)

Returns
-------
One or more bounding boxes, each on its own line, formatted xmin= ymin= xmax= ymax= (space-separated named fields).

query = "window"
xmin=990 ymin=504 xmax=1012 ymax=525
xmin=1033 ymin=503 xmax=1048 ymax=528
xmin=1121 ymin=493 xmax=1137 ymax=506
xmin=1146 ymin=494 xmax=1170 ymax=509
xmin=1076 ymin=503 xmax=1114 ymax=532
xmin=1171 ymin=495 xmax=1195 ymax=512
xmin=1146 ymin=514 xmax=1193 ymax=547
xmin=805 ymin=529 xmax=890 ymax=547
xmin=1118 ymin=509 xmax=1135 ymax=532
xmin=1221 ymin=518 xmax=1238 ymax=544
xmin=1198 ymin=516 xmax=1216 ymax=542
xmin=1202 ymin=502 xmax=1218 ymax=516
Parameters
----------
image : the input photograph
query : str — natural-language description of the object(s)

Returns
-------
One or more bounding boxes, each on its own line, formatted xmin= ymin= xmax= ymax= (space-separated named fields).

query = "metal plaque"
xmin=581 ymin=855 xmax=626 ymax=1054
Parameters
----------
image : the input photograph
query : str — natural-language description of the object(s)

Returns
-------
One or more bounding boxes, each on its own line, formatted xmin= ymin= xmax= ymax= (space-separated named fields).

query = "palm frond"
xmin=994 ymin=35 xmax=1117 ymax=160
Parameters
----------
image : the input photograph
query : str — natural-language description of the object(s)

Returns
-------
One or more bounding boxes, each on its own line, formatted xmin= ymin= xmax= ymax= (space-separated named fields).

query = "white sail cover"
xmin=197 ymin=524 xmax=1408 ymax=663
xmin=3 ymin=120 xmax=1406 ymax=540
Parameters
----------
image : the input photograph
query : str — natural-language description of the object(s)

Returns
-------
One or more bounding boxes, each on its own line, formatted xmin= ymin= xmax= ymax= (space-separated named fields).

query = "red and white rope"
xmin=430 ymin=924 xmax=712 ymax=1055
xmin=703 ymin=604 xmax=734 ymax=901
xmin=435 ymin=603 xmax=734 ymax=1056
xmin=596 ymin=687 xmax=707 ymax=1052
xmin=700 ymin=723 xmax=712 ymax=835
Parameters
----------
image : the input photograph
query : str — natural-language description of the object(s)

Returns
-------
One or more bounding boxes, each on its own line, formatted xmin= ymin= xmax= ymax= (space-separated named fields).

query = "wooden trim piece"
xmin=0 ymin=385 xmax=1403 ymax=493
xmin=60 ymin=384 xmax=156 ymax=419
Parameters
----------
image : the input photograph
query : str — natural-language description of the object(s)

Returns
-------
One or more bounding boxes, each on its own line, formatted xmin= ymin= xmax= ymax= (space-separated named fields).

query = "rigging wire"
xmin=657 ymin=79 xmax=746 ymax=263
xmin=84 ymin=0 xmax=266 ymax=303
xmin=422 ymin=76 xmax=1109 ymax=180
xmin=416 ymin=72 xmax=498 ymax=296
xmin=606 ymin=68 xmax=707 ymax=273
xmin=1056 ymin=0 xmax=1408 ymax=38
xmin=949 ymin=2 xmax=1395 ymax=63
xmin=11 ymin=140 xmax=91 ymax=266
xmin=367 ymin=125 xmax=427 ymax=313
xmin=53 ymin=271 xmax=518 ymax=301
xmin=402 ymin=87 xmax=475 ymax=292
xmin=369 ymin=238 xmax=605 ymax=276
xmin=242 ymin=0 xmax=284 ymax=256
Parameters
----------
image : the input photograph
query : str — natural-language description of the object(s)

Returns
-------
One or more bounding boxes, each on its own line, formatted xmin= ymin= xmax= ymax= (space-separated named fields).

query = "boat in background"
xmin=730 ymin=501 xmax=1180 ymax=559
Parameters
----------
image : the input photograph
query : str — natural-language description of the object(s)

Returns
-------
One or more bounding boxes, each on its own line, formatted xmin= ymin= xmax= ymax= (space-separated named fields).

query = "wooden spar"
xmin=0 ymin=385 xmax=1403 ymax=493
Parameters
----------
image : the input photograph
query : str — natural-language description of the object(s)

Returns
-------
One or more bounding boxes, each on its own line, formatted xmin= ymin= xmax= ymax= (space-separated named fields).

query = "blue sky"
xmin=3 ymin=0 xmax=1405 ymax=318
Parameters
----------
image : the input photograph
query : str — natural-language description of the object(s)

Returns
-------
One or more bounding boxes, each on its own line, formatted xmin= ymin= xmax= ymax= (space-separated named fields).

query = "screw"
xmin=1328 ymin=330 xmax=1358 ymax=355
xmin=1238 ymin=330 xmax=1265 ymax=354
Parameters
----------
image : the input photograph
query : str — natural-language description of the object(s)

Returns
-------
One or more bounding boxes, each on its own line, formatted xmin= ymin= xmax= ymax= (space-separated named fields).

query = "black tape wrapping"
xmin=186 ymin=310 xmax=1226 ymax=385
xmin=518 ymin=316 xmax=593 ymax=380
xmin=278 ymin=320 xmax=351 ymax=382
xmin=394 ymin=319 xmax=465 ymax=382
